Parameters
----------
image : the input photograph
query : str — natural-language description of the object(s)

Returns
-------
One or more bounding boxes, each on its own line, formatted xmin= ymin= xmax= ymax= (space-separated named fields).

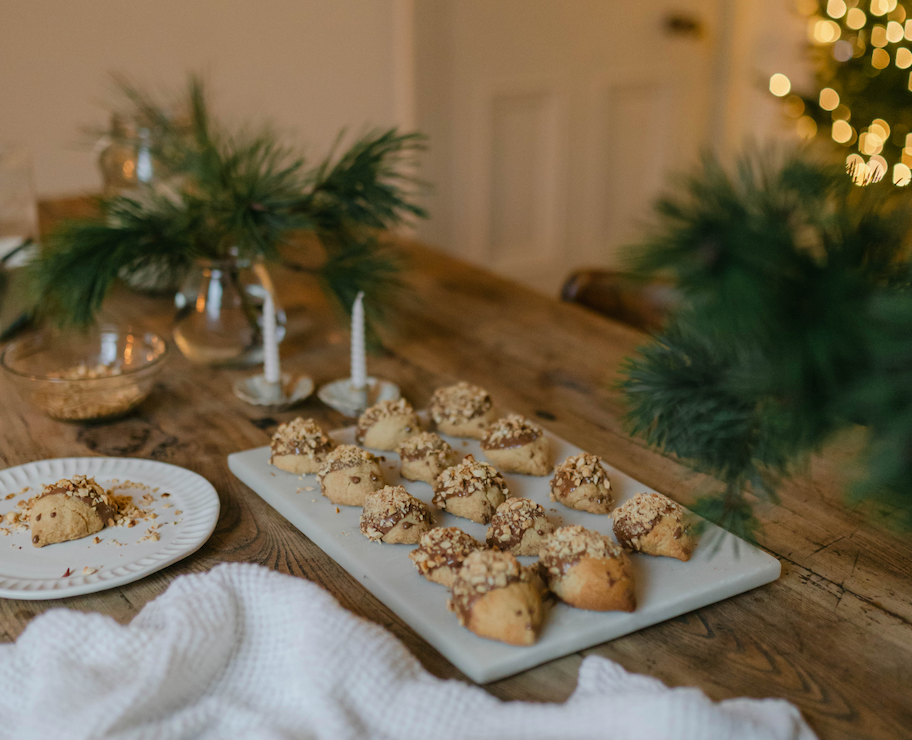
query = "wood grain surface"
xmin=0 ymin=201 xmax=909 ymax=739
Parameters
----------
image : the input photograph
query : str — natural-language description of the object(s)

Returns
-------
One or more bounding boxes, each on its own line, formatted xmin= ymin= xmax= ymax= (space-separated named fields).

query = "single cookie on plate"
xmin=432 ymin=455 xmax=509 ymax=524
xmin=448 ymin=549 xmax=544 ymax=646
xmin=317 ymin=445 xmax=386 ymax=507
xmin=480 ymin=415 xmax=552 ymax=476
xmin=549 ymin=452 xmax=613 ymax=514
xmin=355 ymin=399 xmax=421 ymax=451
xmin=30 ymin=475 xmax=117 ymax=548
xmin=397 ymin=431 xmax=460 ymax=485
xmin=359 ymin=485 xmax=432 ymax=544
xmin=485 ymin=497 xmax=555 ymax=556
xmin=539 ymin=525 xmax=636 ymax=612
xmin=612 ymin=492 xmax=696 ymax=562
xmin=429 ymin=382 xmax=498 ymax=439
xmin=269 ymin=417 xmax=335 ymax=474
xmin=409 ymin=527 xmax=484 ymax=587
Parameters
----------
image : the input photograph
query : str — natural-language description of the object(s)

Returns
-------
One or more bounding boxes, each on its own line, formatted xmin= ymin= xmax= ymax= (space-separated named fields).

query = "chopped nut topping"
xmin=397 ymin=431 xmax=454 ymax=462
xmin=551 ymin=452 xmax=610 ymax=491
xmin=485 ymin=497 xmax=553 ymax=551
xmin=430 ymin=382 xmax=493 ymax=424
xmin=357 ymin=398 xmax=417 ymax=433
xmin=539 ymin=525 xmax=622 ymax=577
xmin=270 ymin=418 xmax=334 ymax=460
xmin=41 ymin=475 xmax=109 ymax=506
xmin=359 ymin=485 xmax=430 ymax=541
xmin=33 ymin=366 xmax=144 ymax=420
xmin=409 ymin=527 xmax=482 ymax=576
xmin=432 ymin=455 xmax=508 ymax=505
xmin=448 ymin=550 xmax=535 ymax=622
xmin=613 ymin=492 xmax=686 ymax=549
xmin=481 ymin=414 xmax=542 ymax=449
xmin=317 ymin=445 xmax=380 ymax=480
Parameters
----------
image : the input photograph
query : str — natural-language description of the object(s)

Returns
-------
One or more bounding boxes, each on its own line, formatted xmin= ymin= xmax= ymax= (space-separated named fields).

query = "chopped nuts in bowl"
xmin=1 ymin=326 xmax=168 ymax=421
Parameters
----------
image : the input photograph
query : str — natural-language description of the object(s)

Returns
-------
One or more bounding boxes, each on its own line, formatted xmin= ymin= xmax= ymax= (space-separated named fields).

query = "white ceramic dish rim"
xmin=0 ymin=457 xmax=220 ymax=600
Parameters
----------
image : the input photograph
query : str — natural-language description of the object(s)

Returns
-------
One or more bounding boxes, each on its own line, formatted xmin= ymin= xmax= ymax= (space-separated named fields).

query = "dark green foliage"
xmin=621 ymin=148 xmax=912 ymax=539
xmin=34 ymin=196 xmax=197 ymax=325
xmin=33 ymin=75 xmax=427 ymax=334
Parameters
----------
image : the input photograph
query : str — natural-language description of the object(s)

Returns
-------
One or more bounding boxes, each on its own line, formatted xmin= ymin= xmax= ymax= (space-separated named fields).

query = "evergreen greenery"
xmin=620 ymin=147 xmax=912 ymax=539
xmin=33 ymin=76 xmax=427 ymax=333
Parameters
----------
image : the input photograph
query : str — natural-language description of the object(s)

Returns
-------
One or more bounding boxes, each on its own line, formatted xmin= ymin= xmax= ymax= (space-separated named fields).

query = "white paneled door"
xmin=413 ymin=0 xmax=724 ymax=296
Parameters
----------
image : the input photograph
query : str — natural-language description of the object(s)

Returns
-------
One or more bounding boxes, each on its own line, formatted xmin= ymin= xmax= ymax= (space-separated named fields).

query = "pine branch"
xmin=620 ymin=147 xmax=912 ymax=538
xmin=33 ymin=76 xmax=428 ymax=330
xmin=305 ymin=128 xmax=429 ymax=233
xmin=317 ymin=231 xmax=409 ymax=346
xmin=31 ymin=196 xmax=199 ymax=325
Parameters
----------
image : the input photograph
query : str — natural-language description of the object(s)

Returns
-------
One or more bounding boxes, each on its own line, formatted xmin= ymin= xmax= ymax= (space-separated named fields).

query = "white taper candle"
xmin=351 ymin=291 xmax=367 ymax=390
xmin=263 ymin=288 xmax=280 ymax=384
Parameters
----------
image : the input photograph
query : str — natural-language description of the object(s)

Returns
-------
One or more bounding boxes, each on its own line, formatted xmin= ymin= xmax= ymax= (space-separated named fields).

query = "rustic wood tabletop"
xmin=0 ymin=199 xmax=909 ymax=739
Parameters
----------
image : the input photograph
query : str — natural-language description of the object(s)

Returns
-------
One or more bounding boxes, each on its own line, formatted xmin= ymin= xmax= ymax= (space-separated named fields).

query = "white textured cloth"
xmin=0 ymin=563 xmax=817 ymax=740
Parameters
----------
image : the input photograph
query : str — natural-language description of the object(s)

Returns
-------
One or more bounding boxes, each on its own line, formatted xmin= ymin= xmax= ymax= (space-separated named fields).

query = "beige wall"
xmin=0 ymin=0 xmax=404 ymax=197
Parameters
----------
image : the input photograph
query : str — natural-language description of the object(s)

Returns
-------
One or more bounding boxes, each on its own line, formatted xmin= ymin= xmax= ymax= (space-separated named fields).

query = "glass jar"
xmin=98 ymin=114 xmax=155 ymax=197
xmin=173 ymin=257 xmax=286 ymax=365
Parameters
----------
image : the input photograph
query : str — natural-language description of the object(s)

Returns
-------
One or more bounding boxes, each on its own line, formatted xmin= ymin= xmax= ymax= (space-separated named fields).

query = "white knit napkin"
xmin=0 ymin=563 xmax=817 ymax=740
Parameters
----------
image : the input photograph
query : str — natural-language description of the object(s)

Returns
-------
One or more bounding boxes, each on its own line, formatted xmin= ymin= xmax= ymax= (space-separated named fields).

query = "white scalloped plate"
xmin=0 ymin=457 xmax=220 ymax=600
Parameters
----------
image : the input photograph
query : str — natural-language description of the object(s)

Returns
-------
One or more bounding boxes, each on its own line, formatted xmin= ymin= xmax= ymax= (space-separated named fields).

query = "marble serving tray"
xmin=228 ymin=425 xmax=780 ymax=684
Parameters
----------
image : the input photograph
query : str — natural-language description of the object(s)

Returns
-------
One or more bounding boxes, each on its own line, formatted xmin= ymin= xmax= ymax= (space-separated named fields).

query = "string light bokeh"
xmin=771 ymin=0 xmax=912 ymax=186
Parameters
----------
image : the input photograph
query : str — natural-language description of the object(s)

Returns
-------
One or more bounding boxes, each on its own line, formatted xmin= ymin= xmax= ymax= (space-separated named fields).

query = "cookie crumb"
xmin=82 ymin=566 xmax=98 ymax=575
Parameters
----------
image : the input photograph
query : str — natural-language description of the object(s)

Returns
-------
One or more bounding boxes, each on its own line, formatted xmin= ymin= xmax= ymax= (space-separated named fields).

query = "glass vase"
xmin=173 ymin=257 xmax=286 ymax=365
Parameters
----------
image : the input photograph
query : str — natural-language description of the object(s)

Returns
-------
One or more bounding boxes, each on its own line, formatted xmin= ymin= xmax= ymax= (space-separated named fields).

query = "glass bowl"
xmin=1 ymin=326 xmax=168 ymax=421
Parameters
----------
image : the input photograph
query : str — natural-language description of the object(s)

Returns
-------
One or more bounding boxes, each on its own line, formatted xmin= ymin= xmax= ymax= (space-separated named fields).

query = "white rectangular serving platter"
xmin=229 ymin=426 xmax=780 ymax=683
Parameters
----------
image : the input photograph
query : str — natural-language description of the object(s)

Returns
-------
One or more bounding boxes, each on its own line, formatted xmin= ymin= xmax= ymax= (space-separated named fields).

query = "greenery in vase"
xmin=620 ymin=147 xmax=912 ymax=540
xmin=32 ymin=76 xmax=428 ymax=335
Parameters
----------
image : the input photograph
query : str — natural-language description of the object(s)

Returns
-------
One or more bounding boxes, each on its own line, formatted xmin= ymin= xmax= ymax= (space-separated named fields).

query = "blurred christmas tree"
xmin=771 ymin=0 xmax=912 ymax=185
xmin=620 ymin=147 xmax=912 ymax=542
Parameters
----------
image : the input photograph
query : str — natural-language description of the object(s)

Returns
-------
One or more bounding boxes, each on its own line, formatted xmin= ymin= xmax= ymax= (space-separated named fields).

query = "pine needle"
xmin=32 ymin=76 xmax=428 ymax=329
xmin=621 ymin=147 xmax=912 ymax=538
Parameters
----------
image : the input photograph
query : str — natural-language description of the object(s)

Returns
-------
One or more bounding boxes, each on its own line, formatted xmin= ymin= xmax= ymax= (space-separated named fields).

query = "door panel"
xmin=414 ymin=0 xmax=721 ymax=296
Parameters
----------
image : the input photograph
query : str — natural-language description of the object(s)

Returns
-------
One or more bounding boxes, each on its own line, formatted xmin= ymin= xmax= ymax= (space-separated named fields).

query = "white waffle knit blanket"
xmin=0 ymin=563 xmax=816 ymax=740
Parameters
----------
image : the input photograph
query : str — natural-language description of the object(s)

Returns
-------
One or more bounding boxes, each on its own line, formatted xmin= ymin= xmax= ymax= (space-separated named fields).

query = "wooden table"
xmin=0 ymin=201 xmax=910 ymax=740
